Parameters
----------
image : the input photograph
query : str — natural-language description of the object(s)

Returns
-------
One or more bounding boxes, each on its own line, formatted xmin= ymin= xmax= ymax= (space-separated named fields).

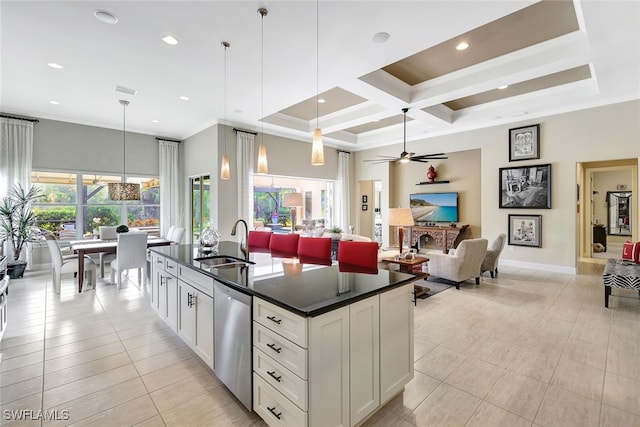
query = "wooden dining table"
xmin=71 ymin=237 xmax=172 ymax=292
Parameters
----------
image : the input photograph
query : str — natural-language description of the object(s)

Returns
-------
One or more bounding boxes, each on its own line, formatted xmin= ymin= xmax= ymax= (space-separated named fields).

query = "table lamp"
xmin=283 ymin=192 xmax=303 ymax=233
xmin=388 ymin=208 xmax=414 ymax=255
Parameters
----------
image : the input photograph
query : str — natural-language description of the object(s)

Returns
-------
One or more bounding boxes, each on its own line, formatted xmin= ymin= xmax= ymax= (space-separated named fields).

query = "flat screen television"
xmin=409 ymin=192 xmax=459 ymax=223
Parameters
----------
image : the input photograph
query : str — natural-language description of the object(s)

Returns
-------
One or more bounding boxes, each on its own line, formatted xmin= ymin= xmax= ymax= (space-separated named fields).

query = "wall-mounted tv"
xmin=409 ymin=192 xmax=459 ymax=223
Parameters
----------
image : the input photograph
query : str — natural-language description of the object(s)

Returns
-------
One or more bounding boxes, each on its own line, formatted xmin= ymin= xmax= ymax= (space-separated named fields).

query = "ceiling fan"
xmin=364 ymin=108 xmax=447 ymax=164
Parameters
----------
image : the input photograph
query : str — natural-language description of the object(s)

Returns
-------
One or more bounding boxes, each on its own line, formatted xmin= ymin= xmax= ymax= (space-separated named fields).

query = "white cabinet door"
xmin=158 ymin=273 xmax=168 ymax=319
xmin=309 ymin=306 xmax=349 ymax=427
xmin=194 ymin=290 xmax=214 ymax=369
xmin=165 ymin=275 xmax=178 ymax=332
xmin=150 ymin=254 xmax=160 ymax=312
xmin=349 ymin=295 xmax=380 ymax=426
xmin=178 ymin=280 xmax=196 ymax=349
xmin=379 ymin=283 xmax=414 ymax=403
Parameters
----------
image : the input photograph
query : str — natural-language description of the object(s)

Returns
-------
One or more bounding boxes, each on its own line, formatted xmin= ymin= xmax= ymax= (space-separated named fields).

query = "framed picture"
xmin=362 ymin=204 xmax=368 ymax=211
xmin=362 ymin=195 xmax=368 ymax=203
xmin=508 ymin=214 xmax=542 ymax=247
xmin=499 ymin=163 xmax=551 ymax=208
xmin=509 ymin=124 xmax=540 ymax=161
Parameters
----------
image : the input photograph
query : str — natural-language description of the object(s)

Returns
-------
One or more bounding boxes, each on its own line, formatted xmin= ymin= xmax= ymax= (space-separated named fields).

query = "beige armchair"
xmin=427 ymin=238 xmax=488 ymax=289
xmin=481 ymin=233 xmax=506 ymax=278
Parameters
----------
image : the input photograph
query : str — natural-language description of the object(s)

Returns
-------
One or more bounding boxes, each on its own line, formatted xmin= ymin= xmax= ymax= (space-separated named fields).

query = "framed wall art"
xmin=508 ymin=214 xmax=542 ymax=247
xmin=509 ymin=124 xmax=540 ymax=162
xmin=499 ymin=164 xmax=551 ymax=209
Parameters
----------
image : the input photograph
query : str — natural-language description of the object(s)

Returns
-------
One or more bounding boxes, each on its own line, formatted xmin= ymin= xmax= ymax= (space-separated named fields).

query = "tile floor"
xmin=1 ymin=263 xmax=639 ymax=426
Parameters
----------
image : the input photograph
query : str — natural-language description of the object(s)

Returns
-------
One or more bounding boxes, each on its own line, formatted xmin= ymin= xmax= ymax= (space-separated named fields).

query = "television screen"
xmin=410 ymin=192 xmax=459 ymax=223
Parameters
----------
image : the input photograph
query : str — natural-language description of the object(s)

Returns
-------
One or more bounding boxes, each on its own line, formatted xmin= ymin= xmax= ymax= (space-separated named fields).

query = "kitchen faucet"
xmin=231 ymin=219 xmax=249 ymax=260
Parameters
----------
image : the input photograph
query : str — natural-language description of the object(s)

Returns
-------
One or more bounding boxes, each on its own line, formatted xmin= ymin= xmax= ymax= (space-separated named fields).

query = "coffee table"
xmin=382 ymin=256 xmax=430 ymax=299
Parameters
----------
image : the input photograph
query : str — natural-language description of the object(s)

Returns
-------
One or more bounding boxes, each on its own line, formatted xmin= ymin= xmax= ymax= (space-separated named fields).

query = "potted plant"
xmin=330 ymin=226 xmax=342 ymax=240
xmin=0 ymin=184 xmax=44 ymax=278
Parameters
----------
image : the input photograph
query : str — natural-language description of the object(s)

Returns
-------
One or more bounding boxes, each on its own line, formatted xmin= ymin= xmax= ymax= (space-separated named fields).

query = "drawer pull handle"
xmin=266 ymin=343 xmax=282 ymax=353
xmin=266 ymin=315 xmax=282 ymax=324
xmin=266 ymin=370 xmax=282 ymax=382
xmin=267 ymin=406 xmax=282 ymax=420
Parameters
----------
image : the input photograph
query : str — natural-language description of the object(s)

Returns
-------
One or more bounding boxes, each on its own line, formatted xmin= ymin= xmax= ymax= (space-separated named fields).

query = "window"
xmin=253 ymin=175 xmax=334 ymax=230
xmin=32 ymin=171 xmax=160 ymax=239
xmin=191 ymin=175 xmax=211 ymax=243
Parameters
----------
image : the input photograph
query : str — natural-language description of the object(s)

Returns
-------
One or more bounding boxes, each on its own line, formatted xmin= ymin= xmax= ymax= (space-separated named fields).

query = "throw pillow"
xmin=622 ymin=241 xmax=640 ymax=263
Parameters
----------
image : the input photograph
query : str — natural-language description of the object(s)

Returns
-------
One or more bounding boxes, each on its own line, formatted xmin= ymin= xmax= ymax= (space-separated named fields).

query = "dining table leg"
xmin=77 ymin=250 xmax=85 ymax=292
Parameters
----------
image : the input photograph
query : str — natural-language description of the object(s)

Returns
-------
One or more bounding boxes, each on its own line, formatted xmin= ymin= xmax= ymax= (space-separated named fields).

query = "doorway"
xmin=577 ymin=159 xmax=638 ymax=264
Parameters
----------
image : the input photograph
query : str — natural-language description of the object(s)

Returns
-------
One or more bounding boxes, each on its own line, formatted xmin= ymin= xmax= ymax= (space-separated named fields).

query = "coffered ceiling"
xmin=1 ymin=1 xmax=638 ymax=152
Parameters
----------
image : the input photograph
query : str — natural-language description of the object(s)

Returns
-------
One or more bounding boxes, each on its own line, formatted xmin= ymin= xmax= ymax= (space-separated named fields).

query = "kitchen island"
xmin=149 ymin=242 xmax=418 ymax=427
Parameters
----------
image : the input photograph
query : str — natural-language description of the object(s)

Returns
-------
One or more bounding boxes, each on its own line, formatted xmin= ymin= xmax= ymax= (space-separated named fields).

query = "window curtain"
xmin=336 ymin=151 xmax=351 ymax=230
xmin=158 ymin=140 xmax=180 ymax=237
xmin=0 ymin=117 xmax=34 ymax=197
xmin=236 ymin=131 xmax=255 ymax=225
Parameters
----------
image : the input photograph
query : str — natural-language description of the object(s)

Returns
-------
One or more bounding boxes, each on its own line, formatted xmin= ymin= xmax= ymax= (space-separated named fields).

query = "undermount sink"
xmin=194 ymin=255 xmax=254 ymax=269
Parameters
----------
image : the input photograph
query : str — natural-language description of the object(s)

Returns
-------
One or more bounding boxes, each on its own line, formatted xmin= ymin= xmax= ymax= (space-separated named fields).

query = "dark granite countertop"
xmin=150 ymin=242 xmax=418 ymax=317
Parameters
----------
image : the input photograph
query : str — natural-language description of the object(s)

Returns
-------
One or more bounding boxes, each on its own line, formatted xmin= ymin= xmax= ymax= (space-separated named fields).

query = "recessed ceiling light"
xmin=162 ymin=35 xmax=179 ymax=45
xmin=49 ymin=101 xmax=59 ymax=105
xmin=179 ymin=96 xmax=190 ymax=101
xmin=152 ymin=119 xmax=159 ymax=124
xmin=498 ymin=85 xmax=509 ymax=90
xmin=233 ymin=109 xmax=243 ymax=114
xmin=47 ymin=62 xmax=63 ymax=69
xmin=317 ymin=98 xmax=326 ymax=104
xmin=456 ymin=42 xmax=469 ymax=51
xmin=94 ymin=9 xmax=118 ymax=24
xmin=372 ymin=32 xmax=390 ymax=44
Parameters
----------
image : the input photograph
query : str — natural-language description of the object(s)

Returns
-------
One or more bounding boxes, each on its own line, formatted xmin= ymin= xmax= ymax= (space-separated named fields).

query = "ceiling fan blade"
xmin=411 ymin=153 xmax=447 ymax=159
xmin=363 ymin=158 xmax=396 ymax=163
xmin=411 ymin=156 xmax=448 ymax=161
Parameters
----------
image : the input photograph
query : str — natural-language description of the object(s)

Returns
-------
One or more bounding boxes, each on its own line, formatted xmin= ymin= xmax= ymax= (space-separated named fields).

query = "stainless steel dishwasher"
xmin=214 ymin=282 xmax=253 ymax=410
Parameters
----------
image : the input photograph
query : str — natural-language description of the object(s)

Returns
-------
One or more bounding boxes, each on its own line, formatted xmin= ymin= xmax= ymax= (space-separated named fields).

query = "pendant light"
xmin=220 ymin=41 xmax=231 ymax=180
xmin=108 ymin=99 xmax=140 ymax=200
xmin=256 ymin=7 xmax=269 ymax=174
xmin=310 ymin=0 xmax=325 ymax=166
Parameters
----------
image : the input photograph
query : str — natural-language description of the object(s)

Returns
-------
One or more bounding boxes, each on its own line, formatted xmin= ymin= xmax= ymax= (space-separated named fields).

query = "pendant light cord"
xmin=223 ymin=41 xmax=229 ymax=154
xmin=316 ymin=0 xmax=319 ymax=129
xmin=260 ymin=9 xmax=265 ymax=149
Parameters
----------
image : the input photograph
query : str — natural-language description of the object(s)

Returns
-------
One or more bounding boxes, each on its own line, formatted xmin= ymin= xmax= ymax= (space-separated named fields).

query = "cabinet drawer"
xmin=254 ymin=298 xmax=308 ymax=348
xmin=164 ymin=258 xmax=178 ymax=275
xmin=178 ymin=265 xmax=214 ymax=297
xmin=254 ymin=374 xmax=307 ymax=427
xmin=254 ymin=323 xmax=307 ymax=380
xmin=254 ymin=348 xmax=307 ymax=411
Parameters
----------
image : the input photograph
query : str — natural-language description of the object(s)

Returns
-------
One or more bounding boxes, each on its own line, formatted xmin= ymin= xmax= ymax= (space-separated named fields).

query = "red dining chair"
xmin=337 ymin=240 xmax=379 ymax=270
xmin=248 ymin=230 xmax=272 ymax=249
xmin=297 ymin=237 xmax=332 ymax=261
xmin=269 ymin=233 xmax=300 ymax=256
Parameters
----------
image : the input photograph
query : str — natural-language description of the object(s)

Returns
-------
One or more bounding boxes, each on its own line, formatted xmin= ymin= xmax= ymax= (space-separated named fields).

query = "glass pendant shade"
xmin=257 ymin=144 xmax=268 ymax=174
xmin=109 ymin=99 xmax=140 ymax=200
xmin=108 ymin=182 xmax=140 ymax=201
xmin=220 ymin=154 xmax=230 ymax=180
xmin=311 ymin=128 xmax=325 ymax=165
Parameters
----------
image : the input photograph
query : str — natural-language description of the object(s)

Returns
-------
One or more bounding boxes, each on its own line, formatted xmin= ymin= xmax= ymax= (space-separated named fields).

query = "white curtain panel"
xmin=236 ymin=131 xmax=255 ymax=224
xmin=0 ymin=117 xmax=34 ymax=197
xmin=336 ymin=151 xmax=351 ymax=230
xmin=158 ymin=140 xmax=180 ymax=237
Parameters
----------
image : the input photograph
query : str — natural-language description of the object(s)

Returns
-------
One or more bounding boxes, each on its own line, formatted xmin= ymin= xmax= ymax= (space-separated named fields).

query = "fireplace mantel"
xmin=410 ymin=224 xmax=469 ymax=253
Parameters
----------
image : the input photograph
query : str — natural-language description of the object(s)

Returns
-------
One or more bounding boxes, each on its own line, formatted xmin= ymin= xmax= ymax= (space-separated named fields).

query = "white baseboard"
xmin=499 ymin=259 xmax=576 ymax=275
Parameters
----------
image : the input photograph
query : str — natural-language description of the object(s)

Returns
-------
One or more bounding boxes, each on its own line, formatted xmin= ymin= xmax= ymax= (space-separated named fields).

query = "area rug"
xmin=417 ymin=279 xmax=453 ymax=299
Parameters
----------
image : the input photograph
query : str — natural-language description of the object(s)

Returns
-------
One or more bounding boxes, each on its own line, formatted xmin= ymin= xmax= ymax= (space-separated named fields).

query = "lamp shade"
xmin=388 ymin=208 xmax=414 ymax=227
xmin=283 ymin=192 xmax=303 ymax=207
xmin=108 ymin=182 xmax=140 ymax=201
xmin=311 ymin=128 xmax=324 ymax=165
xmin=256 ymin=144 xmax=268 ymax=174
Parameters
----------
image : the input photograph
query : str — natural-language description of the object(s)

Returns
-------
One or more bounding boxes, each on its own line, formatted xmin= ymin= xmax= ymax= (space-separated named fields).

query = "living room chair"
xmin=45 ymin=233 xmax=96 ymax=293
xmin=427 ymin=238 xmax=488 ymax=289
xmin=110 ymin=232 xmax=147 ymax=289
xmin=481 ymin=233 xmax=506 ymax=278
xmin=269 ymin=233 xmax=300 ymax=256
xmin=337 ymin=240 xmax=379 ymax=270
